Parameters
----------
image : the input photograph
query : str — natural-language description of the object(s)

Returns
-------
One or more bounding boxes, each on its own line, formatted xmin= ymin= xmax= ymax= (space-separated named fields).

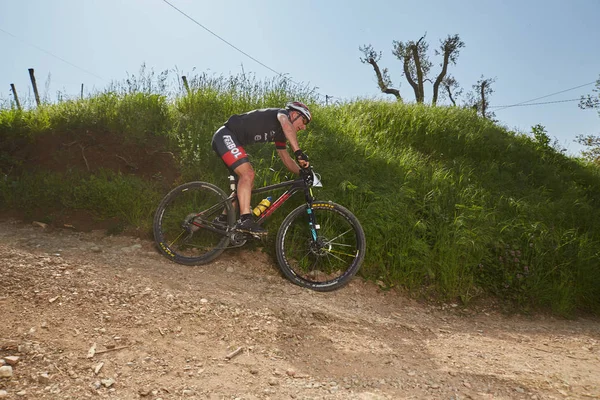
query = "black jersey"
xmin=224 ymin=108 xmax=288 ymax=148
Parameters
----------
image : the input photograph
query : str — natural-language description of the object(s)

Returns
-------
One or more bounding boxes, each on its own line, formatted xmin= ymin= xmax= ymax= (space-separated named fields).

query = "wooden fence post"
xmin=10 ymin=84 xmax=22 ymax=110
xmin=28 ymin=68 xmax=41 ymax=106
xmin=181 ymin=75 xmax=190 ymax=95
xmin=81 ymin=83 xmax=84 ymax=99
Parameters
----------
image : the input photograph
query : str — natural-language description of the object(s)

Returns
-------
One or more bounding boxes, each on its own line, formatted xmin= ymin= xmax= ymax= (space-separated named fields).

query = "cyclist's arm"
xmin=277 ymin=112 xmax=301 ymax=153
xmin=277 ymin=148 xmax=301 ymax=175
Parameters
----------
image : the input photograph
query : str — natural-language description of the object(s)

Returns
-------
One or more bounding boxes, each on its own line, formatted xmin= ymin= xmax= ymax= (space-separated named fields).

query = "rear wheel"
xmin=153 ymin=181 xmax=235 ymax=265
xmin=275 ymin=201 xmax=366 ymax=291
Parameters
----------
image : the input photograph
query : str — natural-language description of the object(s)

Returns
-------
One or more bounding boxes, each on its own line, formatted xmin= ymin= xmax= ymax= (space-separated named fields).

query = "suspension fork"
xmin=304 ymin=186 xmax=319 ymax=242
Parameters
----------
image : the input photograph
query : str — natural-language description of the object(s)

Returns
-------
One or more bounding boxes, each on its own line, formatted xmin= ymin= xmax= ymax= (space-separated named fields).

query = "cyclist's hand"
xmin=299 ymin=165 xmax=314 ymax=186
xmin=294 ymin=149 xmax=310 ymax=169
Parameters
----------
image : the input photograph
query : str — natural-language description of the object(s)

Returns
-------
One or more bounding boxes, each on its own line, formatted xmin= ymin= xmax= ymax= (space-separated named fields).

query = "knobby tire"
xmin=153 ymin=181 xmax=235 ymax=265
xmin=275 ymin=201 xmax=366 ymax=292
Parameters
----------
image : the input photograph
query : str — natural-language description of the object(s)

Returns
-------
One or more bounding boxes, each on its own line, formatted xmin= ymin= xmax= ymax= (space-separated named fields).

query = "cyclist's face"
xmin=292 ymin=112 xmax=307 ymax=131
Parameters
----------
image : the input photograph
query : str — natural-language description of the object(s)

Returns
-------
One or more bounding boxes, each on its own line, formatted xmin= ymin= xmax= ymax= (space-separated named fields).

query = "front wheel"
xmin=153 ymin=181 xmax=235 ymax=265
xmin=275 ymin=201 xmax=366 ymax=291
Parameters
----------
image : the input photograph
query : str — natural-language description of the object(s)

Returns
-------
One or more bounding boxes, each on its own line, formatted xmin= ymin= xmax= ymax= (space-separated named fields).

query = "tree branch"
xmin=366 ymin=58 xmax=402 ymax=100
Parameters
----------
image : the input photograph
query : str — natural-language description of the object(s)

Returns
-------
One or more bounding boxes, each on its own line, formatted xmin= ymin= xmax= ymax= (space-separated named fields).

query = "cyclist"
xmin=211 ymin=101 xmax=312 ymax=235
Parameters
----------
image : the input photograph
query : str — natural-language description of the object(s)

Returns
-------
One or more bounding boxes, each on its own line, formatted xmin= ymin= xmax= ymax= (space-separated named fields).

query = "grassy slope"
xmin=1 ymin=82 xmax=599 ymax=316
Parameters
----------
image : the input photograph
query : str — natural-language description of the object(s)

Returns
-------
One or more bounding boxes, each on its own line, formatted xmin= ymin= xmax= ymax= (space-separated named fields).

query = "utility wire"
xmin=490 ymin=98 xmax=581 ymax=109
xmin=161 ymin=0 xmax=333 ymax=101
xmin=0 ymin=27 xmax=105 ymax=81
xmin=494 ymin=80 xmax=595 ymax=111
xmin=162 ymin=0 xmax=302 ymax=86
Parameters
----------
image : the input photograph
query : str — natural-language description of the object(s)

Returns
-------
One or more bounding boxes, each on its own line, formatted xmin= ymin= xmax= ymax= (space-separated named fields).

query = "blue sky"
xmin=1 ymin=0 xmax=598 ymax=155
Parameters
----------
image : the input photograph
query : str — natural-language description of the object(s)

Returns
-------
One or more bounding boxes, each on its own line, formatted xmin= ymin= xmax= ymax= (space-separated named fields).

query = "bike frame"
xmin=191 ymin=173 xmax=318 ymax=239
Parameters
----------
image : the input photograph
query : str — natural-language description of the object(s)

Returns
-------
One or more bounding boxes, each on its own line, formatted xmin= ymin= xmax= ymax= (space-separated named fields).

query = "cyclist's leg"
xmin=212 ymin=126 xmax=251 ymax=217
xmin=211 ymin=127 xmax=265 ymax=235
xmin=232 ymin=163 xmax=254 ymax=216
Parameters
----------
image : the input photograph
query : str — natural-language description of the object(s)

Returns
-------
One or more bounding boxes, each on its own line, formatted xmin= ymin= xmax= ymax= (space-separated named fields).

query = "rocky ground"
xmin=0 ymin=219 xmax=599 ymax=400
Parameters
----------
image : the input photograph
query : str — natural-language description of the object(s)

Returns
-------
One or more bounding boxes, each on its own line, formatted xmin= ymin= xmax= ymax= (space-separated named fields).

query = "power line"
xmin=162 ymin=1 xmax=300 ymax=85
xmin=0 ymin=27 xmax=105 ymax=81
xmin=161 ymin=1 xmax=334 ymax=102
xmin=494 ymin=80 xmax=595 ymax=111
xmin=490 ymin=98 xmax=581 ymax=109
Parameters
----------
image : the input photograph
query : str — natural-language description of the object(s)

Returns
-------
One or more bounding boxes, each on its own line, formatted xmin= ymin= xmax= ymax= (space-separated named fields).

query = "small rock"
xmin=101 ymin=378 xmax=115 ymax=388
xmin=0 ymin=390 xmax=7 ymax=398
xmin=0 ymin=366 xmax=12 ymax=378
xmin=94 ymin=362 xmax=104 ymax=375
xmin=226 ymin=267 xmax=234 ymax=273
xmin=39 ymin=373 xmax=51 ymax=384
xmin=16 ymin=391 xmax=26 ymax=397
xmin=138 ymin=388 xmax=151 ymax=397
xmin=182 ymin=389 xmax=194 ymax=396
xmin=286 ymin=368 xmax=297 ymax=377
xmin=463 ymin=381 xmax=472 ymax=389
xmin=3 ymin=356 xmax=19 ymax=366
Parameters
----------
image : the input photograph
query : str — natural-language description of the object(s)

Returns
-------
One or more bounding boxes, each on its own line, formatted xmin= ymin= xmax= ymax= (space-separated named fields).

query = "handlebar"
xmin=300 ymin=166 xmax=322 ymax=188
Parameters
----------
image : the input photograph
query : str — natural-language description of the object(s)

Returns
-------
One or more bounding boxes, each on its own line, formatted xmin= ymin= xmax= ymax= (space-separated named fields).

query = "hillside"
xmin=1 ymin=84 xmax=600 ymax=315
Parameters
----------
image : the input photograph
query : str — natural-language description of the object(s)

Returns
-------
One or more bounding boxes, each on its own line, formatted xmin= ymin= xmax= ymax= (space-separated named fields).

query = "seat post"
xmin=228 ymin=174 xmax=237 ymax=192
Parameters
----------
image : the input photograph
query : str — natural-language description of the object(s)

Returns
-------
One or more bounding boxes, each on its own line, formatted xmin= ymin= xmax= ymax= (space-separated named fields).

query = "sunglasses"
xmin=292 ymin=112 xmax=309 ymax=126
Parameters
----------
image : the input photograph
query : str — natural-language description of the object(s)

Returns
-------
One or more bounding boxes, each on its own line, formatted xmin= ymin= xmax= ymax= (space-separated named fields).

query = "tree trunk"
xmin=432 ymin=52 xmax=450 ymax=106
xmin=403 ymin=56 xmax=420 ymax=103
xmin=480 ymin=80 xmax=488 ymax=118
xmin=366 ymin=58 xmax=402 ymax=101
xmin=411 ymin=45 xmax=425 ymax=103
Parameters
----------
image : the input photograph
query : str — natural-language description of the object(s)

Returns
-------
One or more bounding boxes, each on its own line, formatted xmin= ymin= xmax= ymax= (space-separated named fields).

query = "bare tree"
xmin=431 ymin=35 xmax=465 ymax=105
xmin=360 ymin=33 xmax=464 ymax=105
xmin=359 ymin=44 xmax=402 ymax=101
xmin=391 ymin=35 xmax=431 ymax=103
xmin=465 ymin=76 xmax=496 ymax=120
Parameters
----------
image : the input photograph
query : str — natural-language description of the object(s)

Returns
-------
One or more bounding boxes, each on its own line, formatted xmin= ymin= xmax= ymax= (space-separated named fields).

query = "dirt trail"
xmin=0 ymin=220 xmax=599 ymax=400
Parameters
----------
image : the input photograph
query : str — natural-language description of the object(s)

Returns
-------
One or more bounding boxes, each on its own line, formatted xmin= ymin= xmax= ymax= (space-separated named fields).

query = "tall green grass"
xmin=1 ymin=70 xmax=599 ymax=316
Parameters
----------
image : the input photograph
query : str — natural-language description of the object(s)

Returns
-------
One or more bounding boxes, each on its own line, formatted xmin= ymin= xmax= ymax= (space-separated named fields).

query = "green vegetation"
xmin=1 ymin=70 xmax=599 ymax=316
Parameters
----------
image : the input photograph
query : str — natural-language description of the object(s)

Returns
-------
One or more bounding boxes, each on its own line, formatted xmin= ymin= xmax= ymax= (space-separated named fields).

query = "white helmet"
xmin=286 ymin=101 xmax=312 ymax=123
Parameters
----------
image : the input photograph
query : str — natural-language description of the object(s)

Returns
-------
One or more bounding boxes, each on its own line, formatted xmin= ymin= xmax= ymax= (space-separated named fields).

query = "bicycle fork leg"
xmin=305 ymin=206 xmax=319 ymax=241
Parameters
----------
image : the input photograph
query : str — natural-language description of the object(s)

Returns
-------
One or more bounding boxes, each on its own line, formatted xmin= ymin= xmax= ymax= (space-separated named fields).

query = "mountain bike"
xmin=153 ymin=167 xmax=366 ymax=291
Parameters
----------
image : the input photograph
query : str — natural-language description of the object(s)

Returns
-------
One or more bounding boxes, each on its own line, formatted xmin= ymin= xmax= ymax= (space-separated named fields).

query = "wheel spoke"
xmin=322 ymin=229 xmax=353 ymax=246
xmin=276 ymin=204 xmax=365 ymax=291
xmin=324 ymin=248 xmax=355 ymax=261
xmin=154 ymin=182 xmax=233 ymax=265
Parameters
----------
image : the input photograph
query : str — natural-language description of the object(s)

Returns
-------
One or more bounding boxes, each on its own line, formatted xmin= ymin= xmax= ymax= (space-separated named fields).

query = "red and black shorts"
xmin=211 ymin=126 xmax=249 ymax=171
